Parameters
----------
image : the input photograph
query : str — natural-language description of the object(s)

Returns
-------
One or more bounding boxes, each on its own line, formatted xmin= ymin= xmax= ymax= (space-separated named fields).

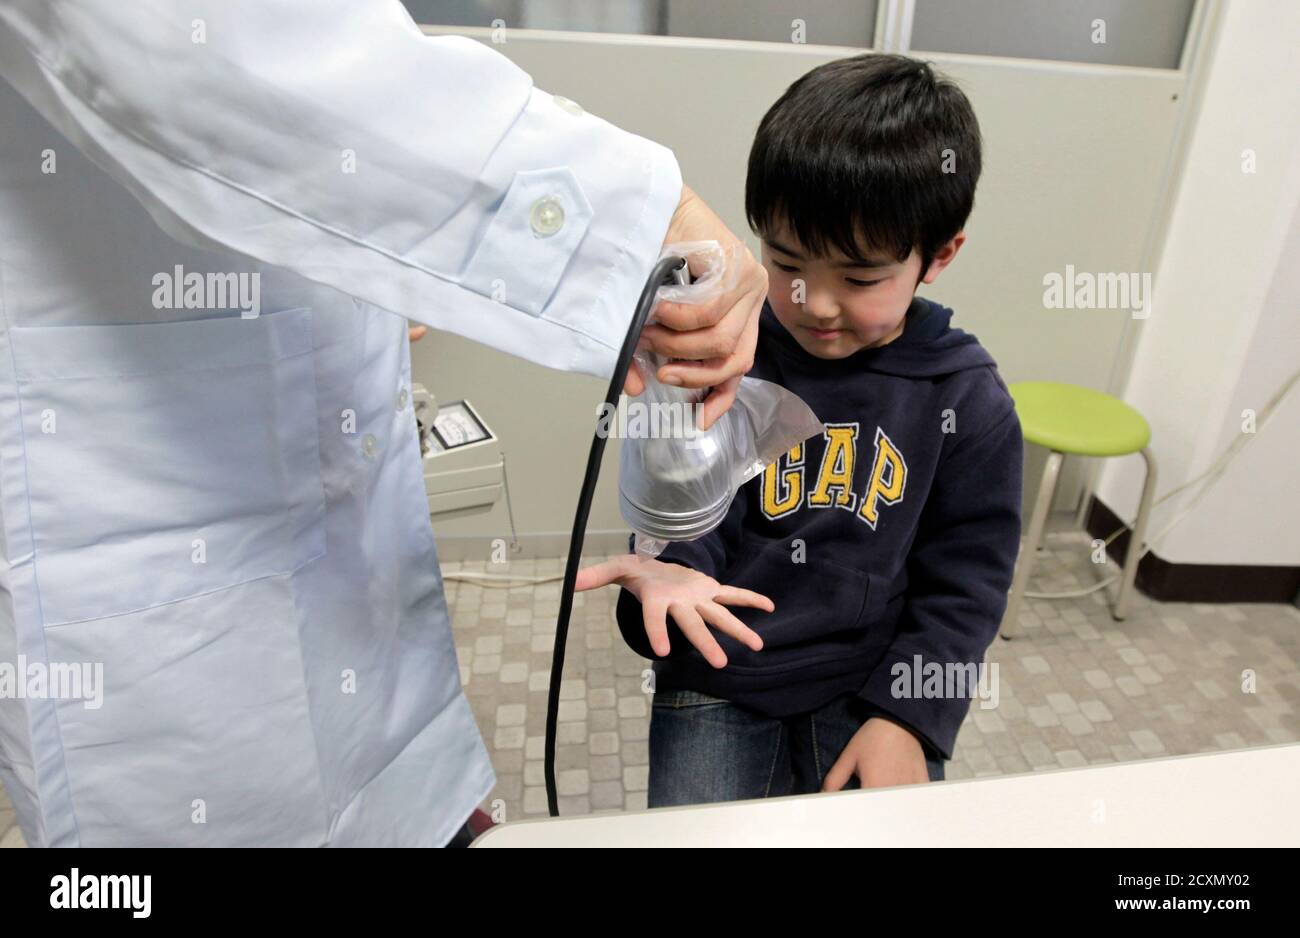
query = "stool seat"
xmin=1009 ymin=381 xmax=1151 ymax=457
xmin=1000 ymin=380 xmax=1158 ymax=636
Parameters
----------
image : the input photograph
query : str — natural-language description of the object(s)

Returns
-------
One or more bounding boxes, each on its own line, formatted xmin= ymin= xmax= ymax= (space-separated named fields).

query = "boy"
xmin=577 ymin=54 xmax=1022 ymax=807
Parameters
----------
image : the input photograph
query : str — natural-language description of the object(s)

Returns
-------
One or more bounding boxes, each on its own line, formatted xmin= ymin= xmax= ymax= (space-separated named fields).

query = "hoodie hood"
xmin=759 ymin=296 xmax=994 ymax=378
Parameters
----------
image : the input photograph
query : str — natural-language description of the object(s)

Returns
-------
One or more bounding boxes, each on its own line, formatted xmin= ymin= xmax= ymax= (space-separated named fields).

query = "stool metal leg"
xmin=1001 ymin=450 xmax=1063 ymax=639
xmin=1112 ymin=446 xmax=1158 ymax=621
xmin=1074 ymin=456 xmax=1093 ymax=531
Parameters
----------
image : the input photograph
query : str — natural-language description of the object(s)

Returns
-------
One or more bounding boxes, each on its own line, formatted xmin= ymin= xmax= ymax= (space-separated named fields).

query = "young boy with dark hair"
xmin=579 ymin=53 xmax=1023 ymax=807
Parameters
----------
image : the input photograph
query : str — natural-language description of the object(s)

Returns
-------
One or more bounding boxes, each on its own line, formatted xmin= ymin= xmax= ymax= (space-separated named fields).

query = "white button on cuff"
xmin=553 ymin=94 xmax=584 ymax=116
xmin=529 ymin=196 xmax=565 ymax=238
xmin=361 ymin=433 xmax=378 ymax=459
xmin=459 ymin=166 xmax=594 ymax=318
xmin=396 ymin=387 xmax=409 ymax=411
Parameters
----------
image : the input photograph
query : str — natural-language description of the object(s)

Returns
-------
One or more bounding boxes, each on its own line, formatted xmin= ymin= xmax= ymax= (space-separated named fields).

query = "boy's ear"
xmin=920 ymin=232 xmax=966 ymax=284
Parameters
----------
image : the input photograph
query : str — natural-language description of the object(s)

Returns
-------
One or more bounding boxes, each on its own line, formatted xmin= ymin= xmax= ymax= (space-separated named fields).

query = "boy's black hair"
xmin=745 ymin=53 xmax=982 ymax=281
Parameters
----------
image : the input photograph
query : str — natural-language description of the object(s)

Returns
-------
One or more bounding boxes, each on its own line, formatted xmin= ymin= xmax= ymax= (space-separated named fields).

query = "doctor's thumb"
xmin=622 ymin=359 xmax=646 ymax=397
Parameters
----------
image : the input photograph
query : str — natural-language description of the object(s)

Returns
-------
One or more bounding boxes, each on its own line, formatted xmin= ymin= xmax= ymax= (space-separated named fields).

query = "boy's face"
xmin=758 ymin=217 xmax=963 ymax=360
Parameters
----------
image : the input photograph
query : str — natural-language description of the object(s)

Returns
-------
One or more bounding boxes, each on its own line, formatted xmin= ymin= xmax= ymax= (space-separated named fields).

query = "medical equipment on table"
xmin=414 ymin=386 xmax=505 ymax=520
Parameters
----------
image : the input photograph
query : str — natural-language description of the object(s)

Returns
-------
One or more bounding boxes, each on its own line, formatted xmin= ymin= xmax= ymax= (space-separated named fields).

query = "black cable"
xmin=544 ymin=255 xmax=687 ymax=817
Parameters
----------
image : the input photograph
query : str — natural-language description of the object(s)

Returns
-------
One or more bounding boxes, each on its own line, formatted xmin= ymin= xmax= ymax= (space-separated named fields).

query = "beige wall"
xmin=415 ymin=26 xmax=1186 ymax=560
xmin=1095 ymin=0 xmax=1300 ymax=567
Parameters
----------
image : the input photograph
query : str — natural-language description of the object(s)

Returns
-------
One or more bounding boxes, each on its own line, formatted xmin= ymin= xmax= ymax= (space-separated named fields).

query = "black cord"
xmin=544 ymin=255 xmax=686 ymax=817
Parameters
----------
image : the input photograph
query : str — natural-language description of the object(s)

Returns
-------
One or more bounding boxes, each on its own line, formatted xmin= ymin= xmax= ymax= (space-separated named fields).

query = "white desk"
xmin=474 ymin=743 xmax=1300 ymax=847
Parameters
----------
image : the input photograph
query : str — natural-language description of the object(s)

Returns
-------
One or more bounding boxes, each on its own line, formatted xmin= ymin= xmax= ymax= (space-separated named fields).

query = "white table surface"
xmin=474 ymin=743 xmax=1300 ymax=847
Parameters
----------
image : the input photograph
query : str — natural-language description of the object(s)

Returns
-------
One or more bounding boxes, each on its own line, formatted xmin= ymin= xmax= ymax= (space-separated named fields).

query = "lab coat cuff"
xmin=578 ymin=137 xmax=682 ymax=376
xmin=443 ymin=84 xmax=681 ymax=379
xmin=459 ymin=165 xmax=596 ymax=318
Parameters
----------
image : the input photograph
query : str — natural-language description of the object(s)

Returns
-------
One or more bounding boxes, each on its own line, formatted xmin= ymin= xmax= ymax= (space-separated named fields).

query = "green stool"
xmin=1001 ymin=381 xmax=1157 ymax=638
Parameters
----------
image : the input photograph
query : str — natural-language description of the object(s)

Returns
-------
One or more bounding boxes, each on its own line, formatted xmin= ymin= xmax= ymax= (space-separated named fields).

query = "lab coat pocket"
xmin=11 ymin=309 xmax=326 ymax=627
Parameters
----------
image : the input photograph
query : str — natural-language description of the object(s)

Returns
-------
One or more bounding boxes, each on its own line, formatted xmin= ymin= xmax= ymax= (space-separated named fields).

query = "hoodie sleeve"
xmin=857 ymin=402 xmax=1023 ymax=761
xmin=614 ymin=485 xmax=750 ymax=660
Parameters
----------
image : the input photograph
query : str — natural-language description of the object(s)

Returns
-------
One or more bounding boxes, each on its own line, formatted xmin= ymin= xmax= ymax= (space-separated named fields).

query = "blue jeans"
xmin=649 ymin=688 xmax=945 ymax=808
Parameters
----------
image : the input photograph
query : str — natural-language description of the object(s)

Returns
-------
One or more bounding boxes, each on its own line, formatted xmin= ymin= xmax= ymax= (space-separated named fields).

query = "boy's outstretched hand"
xmin=574 ymin=554 xmax=772 ymax=669
xmin=822 ymin=718 xmax=932 ymax=791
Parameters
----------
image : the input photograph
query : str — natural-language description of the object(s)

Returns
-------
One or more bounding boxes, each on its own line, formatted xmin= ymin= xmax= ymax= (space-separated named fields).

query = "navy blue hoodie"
xmin=615 ymin=296 xmax=1023 ymax=761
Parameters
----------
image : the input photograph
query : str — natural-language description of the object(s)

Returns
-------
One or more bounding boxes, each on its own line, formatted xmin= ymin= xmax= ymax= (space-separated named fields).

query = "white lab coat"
xmin=0 ymin=0 xmax=680 ymax=846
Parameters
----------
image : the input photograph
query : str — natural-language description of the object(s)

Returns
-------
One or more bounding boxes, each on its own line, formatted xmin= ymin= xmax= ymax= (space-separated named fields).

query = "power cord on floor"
xmin=441 ymin=569 xmax=565 ymax=587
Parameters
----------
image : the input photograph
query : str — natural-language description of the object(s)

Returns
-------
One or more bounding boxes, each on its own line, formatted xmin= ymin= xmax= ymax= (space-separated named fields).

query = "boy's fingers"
xmin=698 ymin=602 xmax=763 ymax=652
xmin=668 ymin=601 xmax=728 ymax=668
xmin=822 ymin=752 xmax=857 ymax=793
xmin=573 ymin=558 xmax=626 ymax=592
xmin=642 ymin=597 xmax=671 ymax=658
xmin=714 ymin=586 xmax=775 ymax=613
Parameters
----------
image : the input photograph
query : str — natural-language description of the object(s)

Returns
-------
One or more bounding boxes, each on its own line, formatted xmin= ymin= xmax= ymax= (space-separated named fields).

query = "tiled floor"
xmin=2 ymin=521 xmax=1295 ymax=845
xmin=449 ymin=524 xmax=1299 ymax=823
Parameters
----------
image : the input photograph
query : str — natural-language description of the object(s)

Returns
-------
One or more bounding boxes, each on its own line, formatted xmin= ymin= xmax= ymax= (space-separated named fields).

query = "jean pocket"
xmin=11 ymin=308 xmax=327 ymax=626
xmin=652 ymin=688 xmax=731 ymax=709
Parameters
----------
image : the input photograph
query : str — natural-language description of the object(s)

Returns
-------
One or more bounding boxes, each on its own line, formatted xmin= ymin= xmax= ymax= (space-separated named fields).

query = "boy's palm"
xmin=575 ymin=555 xmax=772 ymax=668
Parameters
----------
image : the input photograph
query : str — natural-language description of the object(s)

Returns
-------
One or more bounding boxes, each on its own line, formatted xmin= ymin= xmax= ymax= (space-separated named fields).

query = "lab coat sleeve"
xmin=856 ymin=405 xmax=1023 ymax=761
xmin=0 ymin=0 xmax=682 ymax=379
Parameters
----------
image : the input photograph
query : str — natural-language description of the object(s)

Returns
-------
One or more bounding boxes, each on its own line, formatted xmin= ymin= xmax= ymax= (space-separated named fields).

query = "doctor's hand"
xmin=623 ymin=184 xmax=768 ymax=432
xmin=574 ymin=554 xmax=771 ymax=669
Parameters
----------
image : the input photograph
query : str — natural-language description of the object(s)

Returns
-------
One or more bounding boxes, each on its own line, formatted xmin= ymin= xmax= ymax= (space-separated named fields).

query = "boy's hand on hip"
xmin=574 ymin=554 xmax=771 ymax=668
xmin=822 ymin=717 xmax=932 ymax=792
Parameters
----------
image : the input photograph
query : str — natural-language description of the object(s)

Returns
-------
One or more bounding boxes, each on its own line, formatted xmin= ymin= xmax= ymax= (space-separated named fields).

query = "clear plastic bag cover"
xmin=618 ymin=242 xmax=823 ymax=559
